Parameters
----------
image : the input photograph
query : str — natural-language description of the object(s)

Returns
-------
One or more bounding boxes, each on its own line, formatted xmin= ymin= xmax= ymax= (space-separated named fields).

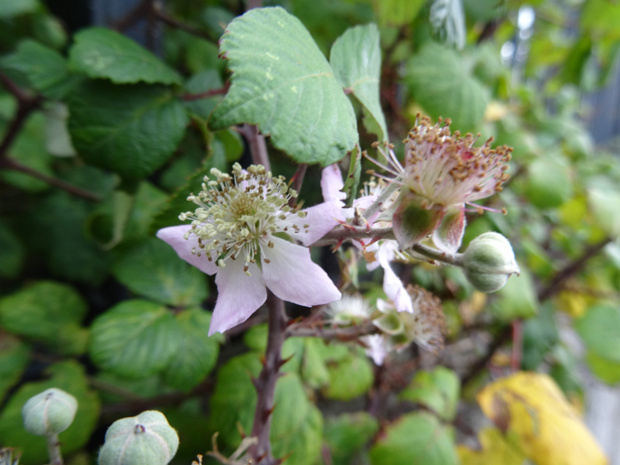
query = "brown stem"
xmin=237 ymin=124 xmax=270 ymax=171
xmin=286 ymin=320 xmax=377 ymax=340
xmin=249 ymin=292 xmax=287 ymax=465
xmin=181 ymin=85 xmax=229 ymax=101
xmin=1 ymin=157 xmax=102 ymax=201
xmin=152 ymin=5 xmax=215 ymax=43
xmin=289 ymin=163 xmax=307 ymax=202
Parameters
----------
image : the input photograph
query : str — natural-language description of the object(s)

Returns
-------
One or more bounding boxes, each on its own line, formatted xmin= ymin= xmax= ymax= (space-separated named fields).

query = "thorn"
xmin=331 ymin=238 xmax=345 ymax=252
xmin=236 ymin=422 xmax=247 ymax=439
xmin=262 ymin=404 xmax=276 ymax=422
xmin=278 ymin=354 xmax=294 ymax=369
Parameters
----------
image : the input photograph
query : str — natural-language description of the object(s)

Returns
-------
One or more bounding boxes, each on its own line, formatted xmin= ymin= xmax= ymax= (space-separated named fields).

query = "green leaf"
xmin=208 ymin=353 xmax=262 ymax=449
xmin=301 ymin=338 xmax=331 ymax=388
xmin=0 ymin=219 xmax=24 ymax=279
xmin=330 ymin=24 xmax=387 ymax=141
xmin=524 ymin=156 xmax=573 ymax=209
xmin=163 ymin=308 xmax=220 ymax=390
xmin=209 ymin=7 xmax=358 ymax=166
xmin=69 ymin=27 xmax=182 ymax=86
xmin=0 ymin=361 xmax=100 ymax=465
xmin=342 ymin=145 xmax=361 ymax=207
xmin=0 ymin=281 xmax=88 ymax=355
xmin=112 ymin=238 xmax=208 ymax=306
xmin=585 ymin=351 xmax=620 ymax=385
xmin=0 ymin=335 xmax=30 ymax=403
xmin=587 ymin=178 xmax=620 ymax=238
xmin=183 ymin=70 xmax=224 ymax=120
xmin=491 ymin=267 xmax=538 ymax=322
xmin=67 ymin=80 xmax=189 ymax=180
xmin=404 ymin=42 xmax=488 ymax=132
xmin=0 ymin=0 xmax=39 ymax=18
xmin=369 ymin=412 xmax=458 ymax=465
xmin=325 ymin=412 xmax=379 ymax=465
xmin=89 ymin=300 xmax=180 ymax=378
xmin=522 ymin=303 xmax=559 ymax=370
xmin=399 ymin=367 xmax=460 ymax=421
xmin=374 ymin=0 xmax=425 ymax=27
xmin=0 ymin=40 xmax=80 ymax=99
xmin=322 ymin=347 xmax=373 ymax=400
xmin=575 ymin=304 xmax=620 ymax=364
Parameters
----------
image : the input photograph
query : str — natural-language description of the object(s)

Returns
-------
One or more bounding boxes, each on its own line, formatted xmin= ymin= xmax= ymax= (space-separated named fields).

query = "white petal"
xmin=261 ymin=236 xmax=341 ymax=306
xmin=380 ymin=254 xmax=414 ymax=313
xmin=362 ymin=335 xmax=388 ymax=365
xmin=280 ymin=200 xmax=344 ymax=246
xmin=209 ymin=260 xmax=267 ymax=336
xmin=156 ymin=225 xmax=219 ymax=275
xmin=321 ymin=164 xmax=346 ymax=202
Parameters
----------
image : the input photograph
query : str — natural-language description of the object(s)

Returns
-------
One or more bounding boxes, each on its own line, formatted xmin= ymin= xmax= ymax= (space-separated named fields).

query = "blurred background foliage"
xmin=1 ymin=0 xmax=620 ymax=464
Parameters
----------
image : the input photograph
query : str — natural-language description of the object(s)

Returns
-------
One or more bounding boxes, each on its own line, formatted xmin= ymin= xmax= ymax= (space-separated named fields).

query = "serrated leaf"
xmin=575 ymin=304 xmax=620 ymax=364
xmin=69 ymin=27 xmax=182 ymax=85
xmin=0 ymin=40 xmax=80 ymax=99
xmin=399 ymin=367 xmax=460 ymax=421
xmin=0 ymin=281 xmax=88 ymax=355
xmin=369 ymin=412 xmax=458 ymax=465
xmin=89 ymin=300 xmax=180 ymax=378
xmin=67 ymin=80 xmax=189 ymax=180
xmin=477 ymin=371 xmax=607 ymax=465
xmin=0 ymin=336 xmax=30 ymax=403
xmin=404 ymin=42 xmax=488 ymax=132
xmin=325 ymin=412 xmax=379 ymax=465
xmin=0 ymin=361 xmax=100 ymax=465
xmin=330 ymin=24 xmax=387 ymax=141
xmin=163 ymin=308 xmax=220 ymax=390
xmin=112 ymin=238 xmax=208 ymax=306
xmin=209 ymin=7 xmax=358 ymax=166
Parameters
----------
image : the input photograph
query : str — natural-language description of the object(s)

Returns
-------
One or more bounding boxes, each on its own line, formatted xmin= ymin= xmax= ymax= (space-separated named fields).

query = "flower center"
xmin=179 ymin=163 xmax=299 ymax=273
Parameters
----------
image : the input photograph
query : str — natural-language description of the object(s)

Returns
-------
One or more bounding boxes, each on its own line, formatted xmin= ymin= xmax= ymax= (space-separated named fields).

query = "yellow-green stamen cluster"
xmin=179 ymin=163 xmax=308 ymax=275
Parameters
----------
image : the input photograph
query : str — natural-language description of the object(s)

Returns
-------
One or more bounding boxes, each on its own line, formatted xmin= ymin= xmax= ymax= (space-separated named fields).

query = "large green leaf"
xmin=404 ymin=42 xmax=488 ymax=132
xmin=399 ymin=367 xmax=460 ymax=421
xmin=0 ymin=361 xmax=100 ymax=465
xmin=89 ymin=300 xmax=180 ymax=378
xmin=491 ymin=267 xmax=538 ymax=322
xmin=322 ymin=347 xmax=374 ymax=400
xmin=69 ymin=27 xmax=182 ymax=86
xmin=0 ymin=39 xmax=80 ymax=99
xmin=369 ymin=412 xmax=458 ymax=465
xmin=163 ymin=308 xmax=220 ymax=390
xmin=112 ymin=238 xmax=209 ymax=306
xmin=575 ymin=304 xmax=620 ymax=364
xmin=324 ymin=412 xmax=379 ymax=465
xmin=330 ymin=24 xmax=387 ymax=141
xmin=0 ymin=335 xmax=30 ymax=403
xmin=68 ymin=80 xmax=189 ymax=180
xmin=209 ymin=7 xmax=358 ymax=166
xmin=0 ymin=0 xmax=38 ymax=18
xmin=0 ymin=281 xmax=88 ymax=355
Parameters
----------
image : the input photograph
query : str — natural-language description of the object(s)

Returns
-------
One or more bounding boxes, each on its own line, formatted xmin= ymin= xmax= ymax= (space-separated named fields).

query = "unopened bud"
xmin=462 ymin=232 xmax=520 ymax=293
xmin=98 ymin=410 xmax=179 ymax=465
xmin=22 ymin=388 xmax=78 ymax=436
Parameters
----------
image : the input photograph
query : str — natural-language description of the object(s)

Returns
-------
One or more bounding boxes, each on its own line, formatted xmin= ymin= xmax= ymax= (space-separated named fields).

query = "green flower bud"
xmin=463 ymin=232 xmax=520 ymax=293
xmin=98 ymin=410 xmax=179 ymax=465
xmin=22 ymin=388 xmax=78 ymax=436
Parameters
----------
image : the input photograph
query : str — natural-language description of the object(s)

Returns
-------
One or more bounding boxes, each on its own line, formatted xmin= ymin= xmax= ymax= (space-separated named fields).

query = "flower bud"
xmin=462 ymin=232 xmax=520 ymax=293
xmin=98 ymin=410 xmax=179 ymax=465
xmin=22 ymin=388 xmax=78 ymax=436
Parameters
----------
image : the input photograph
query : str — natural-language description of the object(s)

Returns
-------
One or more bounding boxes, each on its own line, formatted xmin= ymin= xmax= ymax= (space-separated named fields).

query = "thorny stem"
xmin=361 ymin=180 xmax=400 ymax=223
xmin=46 ymin=433 xmax=63 ymax=465
xmin=249 ymin=292 xmax=287 ymax=465
xmin=286 ymin=320 xmax=377 ymax=339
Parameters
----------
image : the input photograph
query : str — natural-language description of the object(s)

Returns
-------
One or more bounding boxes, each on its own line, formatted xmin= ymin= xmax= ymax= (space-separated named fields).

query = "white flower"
xmin=158 ymin=163 xmax=343 ymax=335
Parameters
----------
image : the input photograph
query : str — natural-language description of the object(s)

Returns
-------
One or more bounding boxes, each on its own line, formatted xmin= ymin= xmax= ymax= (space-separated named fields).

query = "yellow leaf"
xmin=458 ymin=427 xmax=526 ymax=465
xmin=477 ymin=372 xmax=608 ymax=465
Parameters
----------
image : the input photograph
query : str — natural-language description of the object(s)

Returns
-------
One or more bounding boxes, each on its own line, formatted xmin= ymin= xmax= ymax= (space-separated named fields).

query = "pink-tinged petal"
xmin=432 ymin=205 xmax=466 ymax=253
xmin=261 ymin=236 xmax=341 ymax=306
xmin=362 ymin=335 xmax=388 ymax=365
xmin=321 ymin=164 xmax=346 ymax=202
xmin=281 ymin=200 xmax=344 ymax=246
xmin=379 ymin=254 xmax=414 ymax=313
xmin=209 ymin=260 xmax=267 ymax=336
xmin=392 ymin=193 xmax=444 ymax=249
xmin=156 ymin=225 xmax=219 ymax=275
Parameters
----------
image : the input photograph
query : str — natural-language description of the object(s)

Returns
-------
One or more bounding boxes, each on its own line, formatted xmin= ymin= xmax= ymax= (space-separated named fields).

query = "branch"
xmin=152 ymin=4 xmax=216 ymax=43
xmin=286 ymin=320 xmax=377 ymax=340
xmin=249 ymin=292 xmax=287 ymax=465
xmin=237 ymin=124 xmax=270 ymax=171
xmin=181 ymin=85 xmax=229 ymax=101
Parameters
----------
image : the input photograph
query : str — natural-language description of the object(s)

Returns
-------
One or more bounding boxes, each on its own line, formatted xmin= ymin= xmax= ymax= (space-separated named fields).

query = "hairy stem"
xmin=249 ymin=292 xmax=287 ymax=464
xmin=46 ymin=433 xmax=63 ymax=465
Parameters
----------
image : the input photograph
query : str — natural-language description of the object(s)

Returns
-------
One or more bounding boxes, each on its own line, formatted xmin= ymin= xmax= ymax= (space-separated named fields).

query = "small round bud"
xmin=463 ymin=232 xmax=520 ymax=293
xmin=22 ymin=388 xmax=78 ymax=436
xmin=98 ymin=410 xmax=179 ymax=465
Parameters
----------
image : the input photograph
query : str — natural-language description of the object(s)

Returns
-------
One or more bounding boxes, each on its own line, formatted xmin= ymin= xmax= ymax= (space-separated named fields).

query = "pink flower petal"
xmin=432 ymin=205 xmax=466 ymax=253
xmin=362 ymin=334 xmax=388 ymax=365
xmin=156 ymin=225 xmax=219 ymax=275
xmin=261 ymin=236 xmax=341 ymax=306
xmin=280 ymin=200 xmax=344 ymax=246
xmin=380 ymin=254 xmax=414 ymax=313
xmin=321 ymin=164 xmax=346 ymax=202
xmin=209 ymin=259 xmax=267 ymax=336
